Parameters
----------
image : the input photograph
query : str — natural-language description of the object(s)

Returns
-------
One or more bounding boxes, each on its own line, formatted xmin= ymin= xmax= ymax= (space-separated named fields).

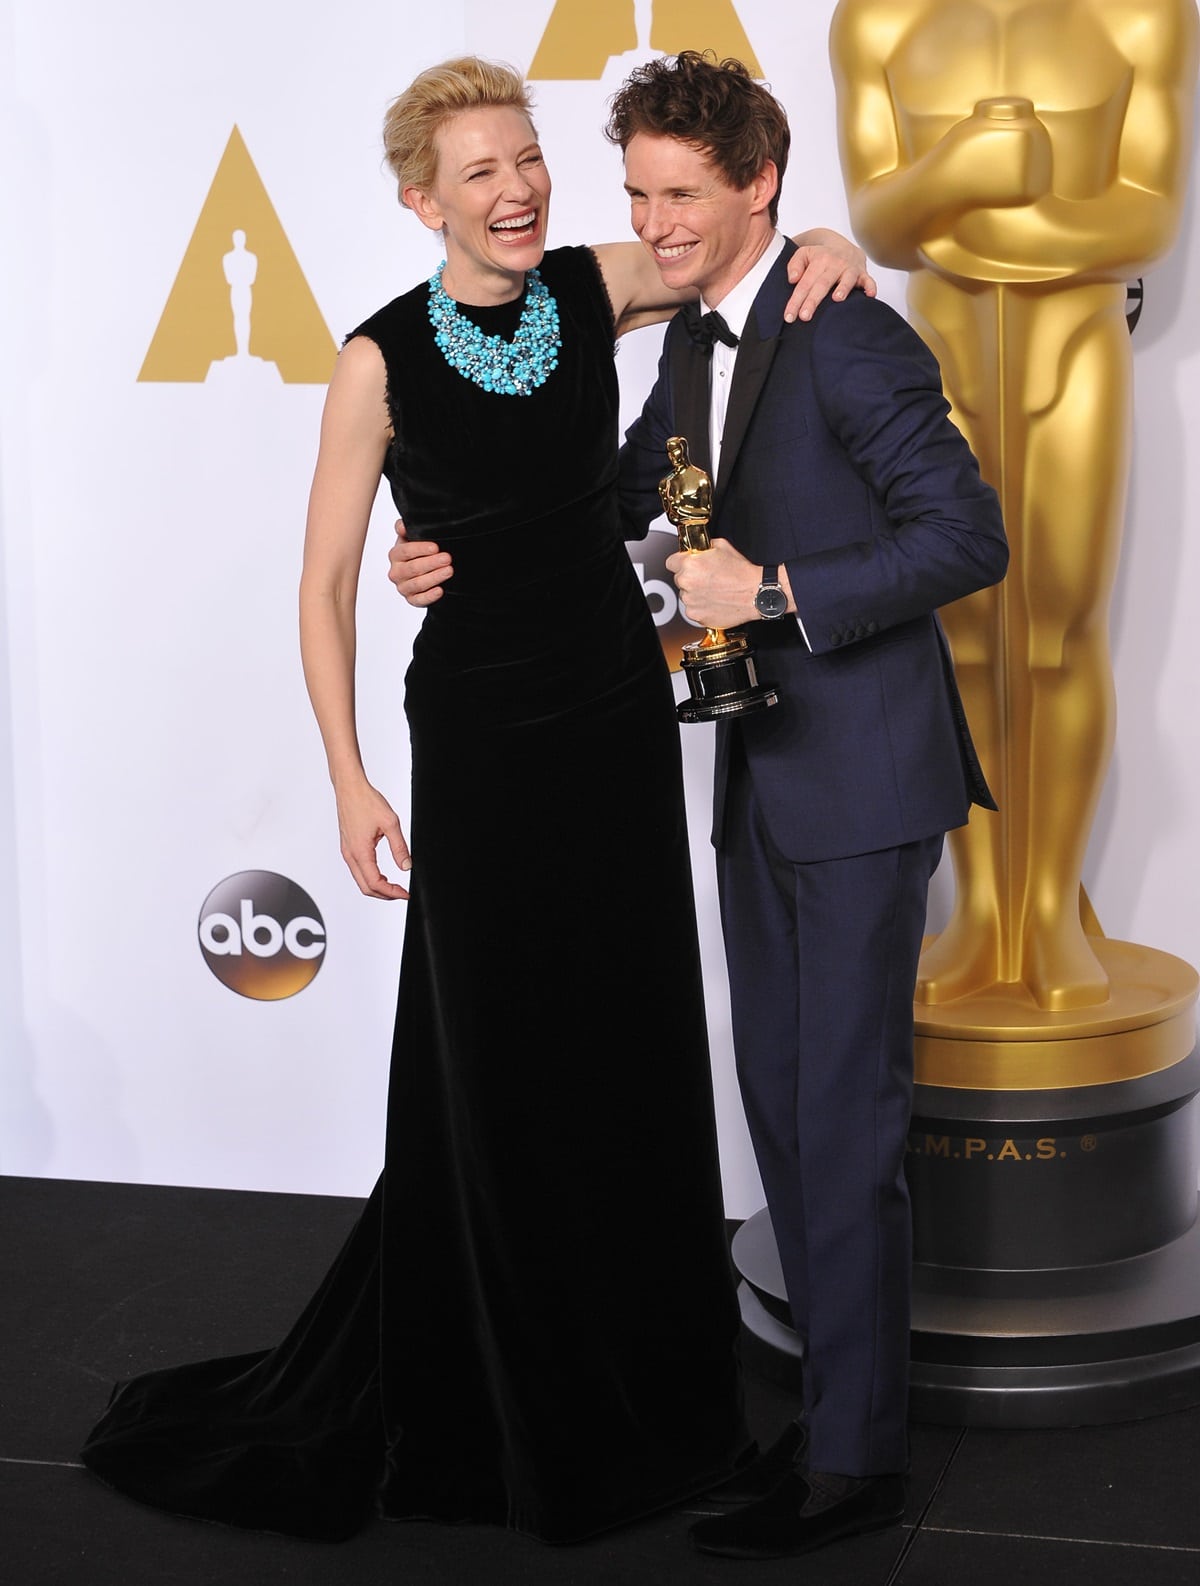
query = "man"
xmin=608 ymin=53 xmax=1006 ymax=1559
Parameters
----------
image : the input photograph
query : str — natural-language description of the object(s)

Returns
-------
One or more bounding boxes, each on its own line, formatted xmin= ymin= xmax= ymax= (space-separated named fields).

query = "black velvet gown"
xmin=80 ymin=247 xmax=748 ymax=1542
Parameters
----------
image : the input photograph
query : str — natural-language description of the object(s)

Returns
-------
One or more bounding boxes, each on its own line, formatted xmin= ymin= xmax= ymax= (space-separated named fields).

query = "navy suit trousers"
xmin=717 ymin=739 xmax=942 ymax=1476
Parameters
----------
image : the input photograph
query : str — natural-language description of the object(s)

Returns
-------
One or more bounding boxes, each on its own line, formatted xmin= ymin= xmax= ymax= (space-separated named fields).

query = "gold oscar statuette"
xmin=803 ymin=0 xmax=1200 ymax=1429
xmin=830 ymin=0 xmax=1200 ymax=1050
xmin=659 ymin=436 xmax=778 ymax=723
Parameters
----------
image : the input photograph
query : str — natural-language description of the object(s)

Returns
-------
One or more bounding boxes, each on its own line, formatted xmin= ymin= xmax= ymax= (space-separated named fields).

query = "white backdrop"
xmin=1 ymin=1 xmax=1197 ymax=1213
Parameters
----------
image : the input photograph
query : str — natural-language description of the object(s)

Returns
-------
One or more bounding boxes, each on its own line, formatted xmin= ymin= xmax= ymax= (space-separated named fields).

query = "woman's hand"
xmin=389 ymin=518 xmax=454 ymax=606
xmin=784 ymin=228 xmax=877 ymax=323
xmin=336 ymin=779 xmax=412 ymax=900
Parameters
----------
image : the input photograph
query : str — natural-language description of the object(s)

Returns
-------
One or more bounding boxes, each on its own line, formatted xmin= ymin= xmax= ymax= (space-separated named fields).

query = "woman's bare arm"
xmin=299 ymin=336 xmax=411 ymax=899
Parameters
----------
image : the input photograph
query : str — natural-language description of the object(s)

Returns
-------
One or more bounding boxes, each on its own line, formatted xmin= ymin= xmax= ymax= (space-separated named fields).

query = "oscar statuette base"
xmin=676 ymin=631 xmax=778 ymax=724
xmin=731 ymin=938 xmax=1200 ymax=1426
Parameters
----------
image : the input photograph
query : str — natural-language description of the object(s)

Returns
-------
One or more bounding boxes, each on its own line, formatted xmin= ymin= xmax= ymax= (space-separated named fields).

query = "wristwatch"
xmin=754 ymin=565 xmax=788 ymax=620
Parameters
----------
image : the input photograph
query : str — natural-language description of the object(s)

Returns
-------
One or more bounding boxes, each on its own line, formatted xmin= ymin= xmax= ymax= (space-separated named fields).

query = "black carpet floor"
xmin=4 ymin=1174 xmax=1200 ymax=1584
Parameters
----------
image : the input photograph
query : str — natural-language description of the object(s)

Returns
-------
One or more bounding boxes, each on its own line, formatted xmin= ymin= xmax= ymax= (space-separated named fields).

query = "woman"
xmin=81 ymin=57 xmax=869 ymax=1544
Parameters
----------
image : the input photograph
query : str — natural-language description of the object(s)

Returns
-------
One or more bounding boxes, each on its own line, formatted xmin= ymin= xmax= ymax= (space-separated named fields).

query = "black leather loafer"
xmin=690 ymin=1469 xmax=906 ymax=1559
xmin=703 ymin=1418 xmax=808 ymax=1504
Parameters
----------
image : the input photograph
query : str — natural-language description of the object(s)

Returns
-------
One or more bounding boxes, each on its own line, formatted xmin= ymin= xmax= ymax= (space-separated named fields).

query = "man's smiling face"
xmin=623 ymin=132 xmax=777 ymax=307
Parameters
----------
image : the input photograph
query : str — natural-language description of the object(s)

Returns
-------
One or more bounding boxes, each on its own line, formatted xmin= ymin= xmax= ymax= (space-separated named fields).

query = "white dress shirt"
xmin=701 ymin=231 xmax=809 ymax=645
xmin=702 ymin=231 xmax=786 ymax=485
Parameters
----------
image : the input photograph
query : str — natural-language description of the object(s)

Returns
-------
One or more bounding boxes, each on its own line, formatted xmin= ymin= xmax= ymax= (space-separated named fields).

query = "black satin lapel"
xmin=715 ymin=310 xmax=780 ymax=505
xmin=668 ymin=324 xmax=713 ymax=478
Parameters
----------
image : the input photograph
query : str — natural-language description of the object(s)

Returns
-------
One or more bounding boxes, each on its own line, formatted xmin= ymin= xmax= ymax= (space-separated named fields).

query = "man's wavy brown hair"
xmin=604 ymin=51 xmax=789 ymax=224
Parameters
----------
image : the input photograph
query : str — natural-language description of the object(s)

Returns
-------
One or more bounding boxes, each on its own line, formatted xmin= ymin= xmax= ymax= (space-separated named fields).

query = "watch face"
xmin=755 ymin=584 xmax=788 ymax=618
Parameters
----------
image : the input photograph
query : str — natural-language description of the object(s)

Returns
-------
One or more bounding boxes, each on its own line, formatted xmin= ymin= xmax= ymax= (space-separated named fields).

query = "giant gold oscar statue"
xmin=757 ymin=0 xmax=1200 ymax=1425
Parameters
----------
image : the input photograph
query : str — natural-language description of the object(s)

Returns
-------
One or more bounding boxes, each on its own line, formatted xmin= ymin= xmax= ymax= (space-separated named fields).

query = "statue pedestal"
xmin=732 ymin=939 xmax=1200 ymax=1425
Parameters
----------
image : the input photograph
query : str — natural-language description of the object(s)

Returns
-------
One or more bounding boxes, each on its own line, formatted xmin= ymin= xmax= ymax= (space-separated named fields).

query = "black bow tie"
xmin=683 ymin=303 xmax=740 ymax=353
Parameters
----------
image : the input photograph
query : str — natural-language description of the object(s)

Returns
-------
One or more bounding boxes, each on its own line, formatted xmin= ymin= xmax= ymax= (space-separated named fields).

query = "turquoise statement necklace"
xmin=427 ymin=261 xmax=561 ymax=396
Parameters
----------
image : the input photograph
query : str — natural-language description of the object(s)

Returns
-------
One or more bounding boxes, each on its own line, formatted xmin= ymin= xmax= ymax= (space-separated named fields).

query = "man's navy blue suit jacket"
xmin=618 ymin=241 xmax=1010 ymax=865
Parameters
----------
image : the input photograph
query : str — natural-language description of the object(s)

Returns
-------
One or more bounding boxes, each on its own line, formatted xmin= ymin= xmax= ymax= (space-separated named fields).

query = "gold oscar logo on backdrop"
xmin=139 ymin=127 xmax=336 ymax=385
xmin=530 ymin=0 xmax=760 ymax=79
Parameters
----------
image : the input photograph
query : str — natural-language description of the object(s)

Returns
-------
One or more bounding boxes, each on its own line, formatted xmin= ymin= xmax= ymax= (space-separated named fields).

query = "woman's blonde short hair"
xmin=383 ymin=57 xmax=537 ymax=206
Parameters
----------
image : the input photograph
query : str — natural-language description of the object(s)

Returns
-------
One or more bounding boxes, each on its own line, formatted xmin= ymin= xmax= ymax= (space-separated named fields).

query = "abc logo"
xmin=198 ymin=870 xmax=325 ymax=1001
xmin=627 ymin=525 xmax=702 ymax=672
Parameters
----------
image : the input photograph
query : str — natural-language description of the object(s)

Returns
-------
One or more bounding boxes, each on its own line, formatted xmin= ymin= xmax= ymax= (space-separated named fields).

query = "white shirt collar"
xmin=701 ymin=231 xmax=786 ymax=340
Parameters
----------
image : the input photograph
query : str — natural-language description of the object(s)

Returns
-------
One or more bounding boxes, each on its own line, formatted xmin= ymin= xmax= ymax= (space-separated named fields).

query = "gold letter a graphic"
xmin=529 ymin=0 xmax=761 ymax=80
xmin=139 ymin=127 xmax=336 ymax=385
